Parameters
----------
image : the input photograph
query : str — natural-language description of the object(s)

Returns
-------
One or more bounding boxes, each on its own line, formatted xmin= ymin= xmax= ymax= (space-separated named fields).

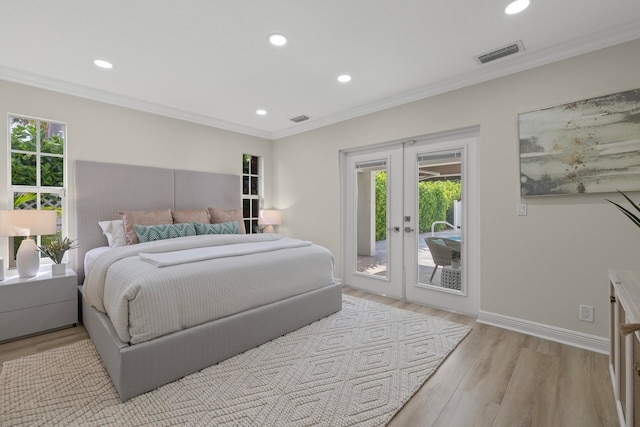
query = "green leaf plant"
xmin=37 ymin=235 xmax=78 ymax=264
xmin=606 ymin=190 xmax=640 ymax=229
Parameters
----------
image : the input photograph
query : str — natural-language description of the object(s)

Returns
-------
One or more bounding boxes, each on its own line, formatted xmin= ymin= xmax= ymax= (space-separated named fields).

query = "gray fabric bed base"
xmin=81 ymin=283 xmax=343 ymax=402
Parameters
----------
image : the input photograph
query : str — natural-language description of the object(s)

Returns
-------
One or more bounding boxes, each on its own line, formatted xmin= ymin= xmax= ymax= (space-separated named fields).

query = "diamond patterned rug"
xmin=0 ymin=295 xmax=470 ymax=426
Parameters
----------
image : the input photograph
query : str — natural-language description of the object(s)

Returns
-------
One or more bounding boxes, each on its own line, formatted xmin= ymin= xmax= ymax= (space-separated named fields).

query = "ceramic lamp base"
xmin=16 ymin=238 xmax=40 ymax=278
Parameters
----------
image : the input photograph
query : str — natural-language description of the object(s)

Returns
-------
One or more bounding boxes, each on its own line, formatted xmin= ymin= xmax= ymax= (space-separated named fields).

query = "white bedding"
xmin=83 ymin=233 xmax=334 ymax=344
xmin=84 ymin=246 xmax=111 ymax=277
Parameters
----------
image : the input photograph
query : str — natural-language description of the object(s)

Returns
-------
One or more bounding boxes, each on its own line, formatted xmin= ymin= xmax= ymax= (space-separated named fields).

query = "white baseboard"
xmin=477 ymin=310 xmax=609 ymax=354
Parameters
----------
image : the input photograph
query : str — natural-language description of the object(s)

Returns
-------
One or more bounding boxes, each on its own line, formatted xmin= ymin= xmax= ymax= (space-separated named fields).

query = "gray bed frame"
xmin=74 ymin=160 xmax=342 ymax=401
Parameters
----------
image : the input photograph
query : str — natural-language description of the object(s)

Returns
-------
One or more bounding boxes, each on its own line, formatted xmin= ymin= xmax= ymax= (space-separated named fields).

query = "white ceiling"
xmin=1 ymin=1 xmax=639 ymax=140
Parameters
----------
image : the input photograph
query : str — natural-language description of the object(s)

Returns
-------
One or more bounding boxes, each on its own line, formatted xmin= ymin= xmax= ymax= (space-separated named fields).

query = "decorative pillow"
xmin=193 ymin=221 xmax=240 ymax=235
xmin=119 ymin=209 xmax=173 ymax=245
xmin=134 ymin=223 xmax=196 ymax=243
xmin=207 ymin=207 xmax=246 ymax=234
xmin=171 ymin=209 xmax=209 ymax=224
xmin=98 ymin=219 xmax=127 ymax=248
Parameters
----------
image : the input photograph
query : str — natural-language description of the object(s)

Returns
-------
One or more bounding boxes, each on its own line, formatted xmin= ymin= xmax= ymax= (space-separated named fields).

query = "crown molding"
xmin=272 ymin=19 xmax=640 ymax=139
xmin=1 ymin=18 xmax=639 ymax=142
xmin=0 ymin=66 xmax=272 ymax=140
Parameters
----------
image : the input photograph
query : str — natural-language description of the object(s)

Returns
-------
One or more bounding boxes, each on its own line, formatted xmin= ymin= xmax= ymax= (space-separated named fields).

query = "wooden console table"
xmin=609 ymin=269 xmax=640 ymax=427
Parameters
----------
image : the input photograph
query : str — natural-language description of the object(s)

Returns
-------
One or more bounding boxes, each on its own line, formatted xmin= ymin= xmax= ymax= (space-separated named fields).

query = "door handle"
xmin=404 ymin=227 xmax=414 ymax=233
xmin=387 ymin=226 xmax=400 ymax=232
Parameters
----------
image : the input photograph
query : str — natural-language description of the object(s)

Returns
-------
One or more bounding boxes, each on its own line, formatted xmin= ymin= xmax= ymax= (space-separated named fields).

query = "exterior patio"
xmin=356 ymin=230 xmax=462 ymax=288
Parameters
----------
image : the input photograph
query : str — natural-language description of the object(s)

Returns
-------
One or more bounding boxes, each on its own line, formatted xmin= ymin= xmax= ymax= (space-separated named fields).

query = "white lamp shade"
xmin=0 ymin=210 xmax=57 ymax=237
xmin=258 ymin=210 xmax=282 ymax=225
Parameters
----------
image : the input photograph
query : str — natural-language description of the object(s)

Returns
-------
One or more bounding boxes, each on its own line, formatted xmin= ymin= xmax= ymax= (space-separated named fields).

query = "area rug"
xmin=0 ymin=295 xmax=470 ymax=426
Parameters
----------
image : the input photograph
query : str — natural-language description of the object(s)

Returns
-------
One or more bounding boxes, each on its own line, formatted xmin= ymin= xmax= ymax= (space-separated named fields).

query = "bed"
xmin=75 ymin=160 xmax=342 ymax=401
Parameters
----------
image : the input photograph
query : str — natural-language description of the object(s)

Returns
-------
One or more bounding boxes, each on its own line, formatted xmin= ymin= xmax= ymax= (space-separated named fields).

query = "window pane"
xmin=250 ymin=156 xmax=258 ymax=175
xmin=40 ymin=122 xmax=65 ymax=155
xmin=355 ymin=162 xmax=388 ymax=278
xmin=243 ymin=199 xmax=251 ymax=218
xmin=243 ymin=176 xmax=250 ymax=195
xmin=13 ymin=192 xmax=37 ymax=210
xmin=251 ymin=199 xmax=259 ymax=218
xmin=11 ymin=153 xmax=37 ymax=186
xmin=41 ymin=155 xmax=64 ymax=187
xmin=251 ymin=177 xmax=258 ymax=195
xmin=243 ymin=154 xmax=251 ymax=174
xmin=244 ymin=220 xmax=250 ymax=234
xmin=251 ymin=219 xmax=259 ymax=234
xmin=10 ymin=117 xmax=37 ymax=151
xmin=41 ymin=193 xmax=62 ymax=228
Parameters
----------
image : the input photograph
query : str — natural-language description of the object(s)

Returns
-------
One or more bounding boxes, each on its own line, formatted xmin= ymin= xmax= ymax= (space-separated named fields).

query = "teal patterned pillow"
xmin=193 ymin=221 xmax=239 ymax=235
xmin=134 ymin=223 xmax=196 ymax=243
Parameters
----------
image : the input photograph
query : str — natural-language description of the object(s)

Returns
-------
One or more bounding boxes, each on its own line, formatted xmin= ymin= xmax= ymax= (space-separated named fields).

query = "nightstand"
xmin=0 ymin=268 xmax=78 ymax=342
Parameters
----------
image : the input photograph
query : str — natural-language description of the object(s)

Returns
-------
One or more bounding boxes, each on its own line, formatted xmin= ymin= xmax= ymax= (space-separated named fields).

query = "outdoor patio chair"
xmin=425 ymin=237 xmax=458 ymax=283
xmin=442 ymin=237 xmax=461 ymax=252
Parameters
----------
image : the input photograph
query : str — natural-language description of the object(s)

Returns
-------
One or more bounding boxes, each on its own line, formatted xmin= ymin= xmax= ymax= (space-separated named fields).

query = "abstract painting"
xmin=519 ymin=88 xmax=640 ymax=196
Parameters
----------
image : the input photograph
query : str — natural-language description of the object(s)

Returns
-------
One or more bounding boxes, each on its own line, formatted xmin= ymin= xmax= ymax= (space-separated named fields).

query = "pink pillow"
xmin=171 ymin=209 xmax=209 ymax=224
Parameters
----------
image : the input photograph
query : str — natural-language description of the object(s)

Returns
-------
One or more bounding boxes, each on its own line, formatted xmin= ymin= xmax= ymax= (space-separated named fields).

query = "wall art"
xmin=519 ymin=88 xmax=640 ymax=196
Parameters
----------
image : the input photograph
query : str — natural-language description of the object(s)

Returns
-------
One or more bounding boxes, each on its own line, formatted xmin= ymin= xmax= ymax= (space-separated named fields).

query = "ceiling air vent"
xmin=290 ymin=115 xmax=310 ymax=123
xmin=475 ymin=41 xmax=524 ymax=64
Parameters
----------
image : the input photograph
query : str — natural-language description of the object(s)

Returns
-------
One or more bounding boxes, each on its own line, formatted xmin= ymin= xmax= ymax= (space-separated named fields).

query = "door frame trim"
xmin=339 ymin=125 xmax=480 ymax=316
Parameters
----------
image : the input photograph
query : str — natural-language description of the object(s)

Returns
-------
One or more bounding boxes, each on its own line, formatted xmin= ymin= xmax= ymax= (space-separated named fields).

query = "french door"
xmin=342 ymin=129 xmax=479 ymax=315
xmin=343 ymin=145 xmax=404 ymax=297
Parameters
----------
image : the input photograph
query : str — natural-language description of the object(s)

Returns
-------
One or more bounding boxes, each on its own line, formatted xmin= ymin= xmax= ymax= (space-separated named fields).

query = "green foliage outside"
xmin=375 ymin=172 xmax=387 ymax=241
xmin=11 ymin=119 xmax=64 ymax=187
xmin=10 ymin=118 xmax=65 ymax=259
xmin=374 ymin=172 xmax=461 ymax=241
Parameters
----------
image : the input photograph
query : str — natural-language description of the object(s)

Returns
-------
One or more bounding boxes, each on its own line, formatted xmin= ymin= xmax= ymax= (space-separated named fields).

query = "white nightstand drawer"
xmin=0 ymin=275 xmax=76 ymax=313
xmin=0 ymin=299 xmax=77 ymax=341
xmin=0 ymin=269 xmax=78 ymax=341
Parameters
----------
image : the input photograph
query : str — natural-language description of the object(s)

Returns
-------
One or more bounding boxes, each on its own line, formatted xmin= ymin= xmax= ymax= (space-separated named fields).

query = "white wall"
xmin=2 ymin=39 xmax=638 ymax=341
xmin=0 ymin=80 xmax=272 ymax=268
xmin=273 ymin=39 xmax=640 ymax=339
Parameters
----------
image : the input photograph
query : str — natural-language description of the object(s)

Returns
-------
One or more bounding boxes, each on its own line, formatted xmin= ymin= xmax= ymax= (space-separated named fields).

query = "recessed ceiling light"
xmin=256 ymin=109 xmax=267 ymax=116
xmin=337 ymin=74 xmax=352 ymax=83
xmin=93 ymin=59 xmax=113 ymax=69
xmin=505 ymin=0 xmax=530 ymax=15
xmin=268 ymin=33 xmax=287 ymax=46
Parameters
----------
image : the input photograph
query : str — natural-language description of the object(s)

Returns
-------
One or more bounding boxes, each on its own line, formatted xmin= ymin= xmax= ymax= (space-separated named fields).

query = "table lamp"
xmin=258 ymin=210 xmax=282 ymax=233
xmin=0 ymin=210 xmax=57 ymax=277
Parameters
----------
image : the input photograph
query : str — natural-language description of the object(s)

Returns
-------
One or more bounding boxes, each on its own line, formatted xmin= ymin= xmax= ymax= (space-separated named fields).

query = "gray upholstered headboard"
xmin=74 ymin=160 xmax=241 ymax=282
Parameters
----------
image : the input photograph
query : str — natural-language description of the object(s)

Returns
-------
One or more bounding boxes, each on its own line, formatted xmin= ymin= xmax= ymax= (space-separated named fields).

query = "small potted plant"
xmin=38 ymin=235 xmax=78 ymax=276
xmin=451 ymin=249 xmax=461 ymax=269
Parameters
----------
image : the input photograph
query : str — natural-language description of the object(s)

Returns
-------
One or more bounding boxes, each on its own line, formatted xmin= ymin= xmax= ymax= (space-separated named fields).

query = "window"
xmin=8 ymin=115 xmax=66 ymax=266
xmin=242 ymin=154 xmax=261 ymax=233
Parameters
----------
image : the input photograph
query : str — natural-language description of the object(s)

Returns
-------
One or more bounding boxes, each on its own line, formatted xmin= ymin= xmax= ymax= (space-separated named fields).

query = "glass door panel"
xmin=344 ymin=147 xmax=403 ymax=298
xmin=355 ymin=160 xmax=388 ymax=279
xmin=415 ymin=150 xmax=463 ymax=289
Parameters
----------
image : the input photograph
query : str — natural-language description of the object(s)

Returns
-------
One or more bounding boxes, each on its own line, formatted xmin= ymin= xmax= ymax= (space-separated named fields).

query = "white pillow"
xmin=98 ymin=219 xmax=127 ymax=248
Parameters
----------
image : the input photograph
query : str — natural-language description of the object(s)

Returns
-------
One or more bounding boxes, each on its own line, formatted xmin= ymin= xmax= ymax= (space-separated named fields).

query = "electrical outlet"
xmin=579 ymin=305 xmax=594 ymax=322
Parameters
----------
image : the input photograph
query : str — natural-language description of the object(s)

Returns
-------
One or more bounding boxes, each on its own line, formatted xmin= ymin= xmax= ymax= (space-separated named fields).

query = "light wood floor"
xmin=0 ymin=288 xmax=618 ymax=426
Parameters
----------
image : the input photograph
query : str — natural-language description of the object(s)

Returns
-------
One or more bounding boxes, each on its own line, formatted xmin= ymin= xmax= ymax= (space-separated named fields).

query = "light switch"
xmin=516 ymin=202 xmax=527 ymax=216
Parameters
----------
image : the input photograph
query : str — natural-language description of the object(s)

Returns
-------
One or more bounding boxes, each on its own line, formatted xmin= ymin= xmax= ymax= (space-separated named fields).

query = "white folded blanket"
xmin=139 ymin=237 xmax=311 ymax=267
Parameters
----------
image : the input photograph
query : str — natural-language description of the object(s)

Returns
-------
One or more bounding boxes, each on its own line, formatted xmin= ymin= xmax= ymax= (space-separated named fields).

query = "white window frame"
xmin=7 ymin=114 xmax=67 ymax=267
xmin=242 ymin=153 xmax=263 ymax=233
